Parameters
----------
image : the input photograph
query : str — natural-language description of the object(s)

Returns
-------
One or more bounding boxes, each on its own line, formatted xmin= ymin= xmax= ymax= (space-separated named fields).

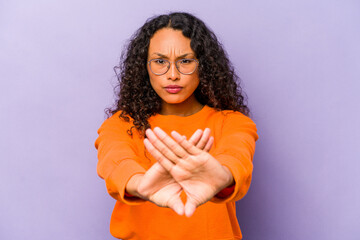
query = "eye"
xmin=153 ymin=59 xmax=167 ymax=65
xmin=179 ymin=59 xmax=193 ymax=64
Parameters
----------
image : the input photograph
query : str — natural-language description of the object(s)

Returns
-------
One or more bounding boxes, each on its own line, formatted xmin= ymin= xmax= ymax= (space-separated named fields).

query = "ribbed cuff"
xmin=105 ymin=159 xmax=147 ymax=205
xmin=211 ymin=153 xmax=248 ymax=203
xmin=215 ymin=184 xmax=235 ymax=198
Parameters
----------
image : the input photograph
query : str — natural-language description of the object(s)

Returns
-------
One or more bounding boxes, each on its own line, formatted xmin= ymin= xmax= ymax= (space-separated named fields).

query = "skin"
xmin=125 ymin=28 xmax=234 ymax=217
xmin=144 ymin=128 xmax=234 ymax=217
xmin=147 ymin=28 xmax=203 ymax=116
xmin=126 ymin=129 xmax=215 ymax=215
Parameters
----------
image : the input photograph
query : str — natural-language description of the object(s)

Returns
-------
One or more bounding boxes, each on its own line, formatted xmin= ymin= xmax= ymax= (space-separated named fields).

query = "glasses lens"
xmin=177 ymin=59 xmax=197 ymax=74
xmin=149 ymin=59 xmax=169 ymax=75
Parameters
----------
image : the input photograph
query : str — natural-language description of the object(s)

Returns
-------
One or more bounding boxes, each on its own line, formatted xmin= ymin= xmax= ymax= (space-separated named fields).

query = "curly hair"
xmin=106 ymin=12 xmax=250 ymax=137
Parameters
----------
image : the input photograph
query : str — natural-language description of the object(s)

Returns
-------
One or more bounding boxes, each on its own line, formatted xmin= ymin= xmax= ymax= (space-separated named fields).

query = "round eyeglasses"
xmin=148 ymin=58 xmax=199 ymax=75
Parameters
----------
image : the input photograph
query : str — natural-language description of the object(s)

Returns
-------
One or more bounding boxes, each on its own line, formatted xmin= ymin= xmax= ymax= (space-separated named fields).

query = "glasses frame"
xmin=147 ymin=58 xmax=199 ymax=76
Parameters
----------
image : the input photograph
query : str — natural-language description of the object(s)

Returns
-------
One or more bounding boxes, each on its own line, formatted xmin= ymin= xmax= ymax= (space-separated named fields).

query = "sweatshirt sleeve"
xmin=211 ymin=112 xmax=259 ymax=203
xmin=94 ymin=112 xmax=146 ymax=205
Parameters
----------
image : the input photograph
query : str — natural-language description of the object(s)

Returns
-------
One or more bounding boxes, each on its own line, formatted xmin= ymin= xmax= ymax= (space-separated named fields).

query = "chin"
xmin=163 ymin=99 xmax=185 ymax=105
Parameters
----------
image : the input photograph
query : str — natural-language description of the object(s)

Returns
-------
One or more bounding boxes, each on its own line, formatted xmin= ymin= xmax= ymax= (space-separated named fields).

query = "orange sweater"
xmin=95 ymin=105 xmax=258 ymax=240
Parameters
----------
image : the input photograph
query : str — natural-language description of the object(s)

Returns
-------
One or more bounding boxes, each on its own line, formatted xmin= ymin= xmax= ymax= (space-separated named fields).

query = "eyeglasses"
xmin=147 ymin=58 xmax=199 ymax=75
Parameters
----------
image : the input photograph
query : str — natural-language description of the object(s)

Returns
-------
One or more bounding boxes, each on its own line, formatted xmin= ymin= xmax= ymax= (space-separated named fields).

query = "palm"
xmin=169 ymin=151 xmax=230 ymax=212
xmin=137 ymin=162 xmax=183 ymax=214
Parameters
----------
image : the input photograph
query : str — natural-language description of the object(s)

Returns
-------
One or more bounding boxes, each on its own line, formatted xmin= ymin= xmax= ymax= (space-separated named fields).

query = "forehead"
xmin=148 ymin=28 xmax=193 ymax=54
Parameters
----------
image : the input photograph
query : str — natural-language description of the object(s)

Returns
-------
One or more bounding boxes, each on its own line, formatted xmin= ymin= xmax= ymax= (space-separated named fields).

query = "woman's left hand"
xmin=144 ymin=127 xmax=234 ymax=217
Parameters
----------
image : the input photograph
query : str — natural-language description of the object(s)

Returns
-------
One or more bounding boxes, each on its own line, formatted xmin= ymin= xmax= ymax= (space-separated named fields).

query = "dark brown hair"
xmin=106 ymin=12 xmax=250 ymax=136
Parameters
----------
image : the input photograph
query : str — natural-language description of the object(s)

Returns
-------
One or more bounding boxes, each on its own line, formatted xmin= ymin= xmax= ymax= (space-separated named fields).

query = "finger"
xmin=152 ymin=127 xmax=188 ymax=159
xmin=188 ymin=129 xmax=203 ymax=146
xmin=184 ymin=199 xmax=197 ymax=218
xmin=171 ymin=131 xmax=201 ymax=155
xmin=143 ymin=138 xmax=174 ymax=172
xmin=146 ymin=128 xmax=181 ymax=164
xmin=168 ymin=196 xmax=185 ymax=216
xmin=196 ymin=128 xmax=211 ymax=149
xmin=203 ymin=136 xmax=214 ymax=152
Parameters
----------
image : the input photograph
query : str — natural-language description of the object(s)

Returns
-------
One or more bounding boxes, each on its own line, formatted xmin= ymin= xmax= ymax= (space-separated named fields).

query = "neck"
xmin=160 ymin=95 xmax=204 ymax=116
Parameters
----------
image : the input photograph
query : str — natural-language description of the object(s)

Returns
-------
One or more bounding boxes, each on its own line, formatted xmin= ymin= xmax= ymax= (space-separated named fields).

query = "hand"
xmin=144 ymin=127 xmax=233 ymax=217
xmin=127 ymin=128 xmax=215 ymax=215
xmin=137 ymin=161 xmax=184 ymax=215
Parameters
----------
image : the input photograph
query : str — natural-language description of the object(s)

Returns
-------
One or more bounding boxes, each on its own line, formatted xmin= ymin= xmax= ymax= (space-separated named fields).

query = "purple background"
xmin=1 ymin=1 xmax=359 ymax=239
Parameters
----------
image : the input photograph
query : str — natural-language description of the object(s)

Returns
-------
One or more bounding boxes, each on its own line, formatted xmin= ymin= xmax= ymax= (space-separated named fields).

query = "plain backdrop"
xmin=1 ymin=0 xmax=359 ymax=239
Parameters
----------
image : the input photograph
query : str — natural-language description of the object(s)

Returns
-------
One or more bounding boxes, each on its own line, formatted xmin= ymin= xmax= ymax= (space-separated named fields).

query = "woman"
xmin=95 ymin=12 xmax=258 ymax=240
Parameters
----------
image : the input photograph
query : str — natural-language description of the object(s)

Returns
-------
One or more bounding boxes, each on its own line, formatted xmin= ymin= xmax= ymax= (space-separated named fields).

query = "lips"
xmin=164 ymin=85 xmax=183 ymax=94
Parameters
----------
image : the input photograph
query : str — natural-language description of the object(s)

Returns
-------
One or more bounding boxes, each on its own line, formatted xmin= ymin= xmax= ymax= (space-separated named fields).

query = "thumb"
xmin=168 ymin=196 xmax=185 ymax=216
xmin=184 ymin=199 xmax=197 ymax=218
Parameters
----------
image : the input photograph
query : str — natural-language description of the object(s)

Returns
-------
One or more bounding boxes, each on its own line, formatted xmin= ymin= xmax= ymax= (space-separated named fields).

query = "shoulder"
xmin=212 ymin=108 xmax=256 ymax=126
xmin=214 ymin=109 xmax=258 ymax=140
xmin=97 ymin=110 xmax=134 ymax=134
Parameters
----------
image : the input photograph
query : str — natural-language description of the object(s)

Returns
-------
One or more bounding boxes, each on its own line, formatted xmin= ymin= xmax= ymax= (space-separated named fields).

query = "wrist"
xmin=125 ymin=174 xmax=144 ymax=198
xmin=214 ymin=166 xmax=235 ymax=199
xmin=222 ymin=166 xmax=234 ymax=188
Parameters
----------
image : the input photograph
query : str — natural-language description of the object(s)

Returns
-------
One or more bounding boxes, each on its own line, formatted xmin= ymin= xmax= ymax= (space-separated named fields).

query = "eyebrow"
xmin=151 ymin=52 xmax=194 ymax=59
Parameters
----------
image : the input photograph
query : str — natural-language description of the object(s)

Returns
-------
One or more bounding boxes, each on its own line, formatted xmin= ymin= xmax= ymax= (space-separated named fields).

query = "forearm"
xmin=102 ymin=159 xmax=146 ymax=204
xmin=210 ymin=153 xmax=253 ymax=203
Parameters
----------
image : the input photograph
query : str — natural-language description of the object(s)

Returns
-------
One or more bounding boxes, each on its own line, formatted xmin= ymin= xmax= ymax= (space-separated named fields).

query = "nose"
xmin=166 ymin=62 xmax=180 ymax=81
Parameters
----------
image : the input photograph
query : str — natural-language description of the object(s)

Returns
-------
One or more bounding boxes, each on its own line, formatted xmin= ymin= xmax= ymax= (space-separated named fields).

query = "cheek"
xmin=148 ymin=75 xmax=165 ymax=96
xmin=147 ymin=69 xmax=160 ymax=88
xmin=149 ymin=76 xmax=161 ymax=89
xmin=187 ymin=75 xmax=200 ymax=91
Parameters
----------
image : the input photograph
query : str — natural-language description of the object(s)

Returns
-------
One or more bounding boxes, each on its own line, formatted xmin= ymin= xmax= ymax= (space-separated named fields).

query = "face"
xmin=147 ymin=28 xmax=200 ymax=108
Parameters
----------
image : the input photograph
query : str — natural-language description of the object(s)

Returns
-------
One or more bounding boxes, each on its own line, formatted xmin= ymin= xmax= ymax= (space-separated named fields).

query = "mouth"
xmin=164 ymin=85 xmax=183 ymax=94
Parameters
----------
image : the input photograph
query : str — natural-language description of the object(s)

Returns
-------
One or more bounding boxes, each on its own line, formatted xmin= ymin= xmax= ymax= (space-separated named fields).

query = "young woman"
xmin=95 ymin=12 xmax=258 ymax=240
